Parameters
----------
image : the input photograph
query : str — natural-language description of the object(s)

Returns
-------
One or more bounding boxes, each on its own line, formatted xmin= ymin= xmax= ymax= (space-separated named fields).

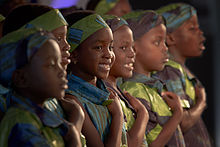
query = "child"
xmin=0 ymin=27 xmax=81 ymax=146
xmin=120 ymin=10 xmax=185 ymax=146
xmin=87 ymin=0 xmax=131 ymax=17
xmin=103 ymin=15 xmax=149 ymax=147
xmin=3 ymin=4 xmax=70 ymax=69
xmin=154 ymin=3 xmax=212 ymax=147
xmin=0 ymin=4 xmax=72 ymax=121
xmin=64 ymin=11 xmax=126 ymax=146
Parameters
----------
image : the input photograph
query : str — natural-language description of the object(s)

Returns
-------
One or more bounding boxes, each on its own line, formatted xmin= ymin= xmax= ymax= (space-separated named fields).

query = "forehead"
xmin=146 ymin=24 xmax=166 ymax=36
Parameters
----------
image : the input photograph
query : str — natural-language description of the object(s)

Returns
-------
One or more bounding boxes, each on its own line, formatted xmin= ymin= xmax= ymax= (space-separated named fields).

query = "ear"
xmin=12 ymin=69 xmax=30 ymax=88
xmin=166 ymin=33 xmax=176 ymax=47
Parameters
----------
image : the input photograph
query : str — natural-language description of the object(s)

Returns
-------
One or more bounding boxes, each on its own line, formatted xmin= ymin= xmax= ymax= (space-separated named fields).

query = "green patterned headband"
xmin=102 ymin=15 xmax=128 ymax=32
xmin=0 ymin=14 xmax=5 ymax=22
xmin=157 ymin=3 xmax=197 ymax=33
xmin=21 ymin=9 xmax=68 ymax=31
xmin=67 ymin=14 xmax=109 ymax=52
xmin=95 ymin=0 xmax=119 ymax=14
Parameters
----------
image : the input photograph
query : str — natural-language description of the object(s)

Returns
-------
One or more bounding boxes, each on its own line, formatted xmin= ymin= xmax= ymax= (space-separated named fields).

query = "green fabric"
xmin=67 ymin=14 xmax=109 ymax=52
xmin=0 ymin=14 xmax=5 ymax=22
xmin=166 ymin=60 xmax=196 ymax=104
xmin=120 ymin=99 xmax=135 ymax=131
xmin=122 ymin=10 xmax=164 ymax=41
xmin=146 ymin=124 xmax=162 ymax=144
xmin=95 ymin=0 xmax=119 ymax=14
xmin=156 ymin=3 xmax=197 ymax=33
xmin=102 ymin=15 xmax=128 ymax=32
xmin=0 ymin=107 xmax=64 ymax=147
xmin=120 ymin=81 xmax=173 ymax=143
xmin=121 ymin=81 xmax=172 ymax=116
xmin=21 ymin=9 xmax=68 ymax=32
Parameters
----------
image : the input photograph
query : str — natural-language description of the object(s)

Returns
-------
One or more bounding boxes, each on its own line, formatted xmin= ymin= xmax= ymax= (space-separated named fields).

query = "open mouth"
xmin=124 ymin=63 xmax=134 ymax=71
xmin=199 ymin=40 xmax=206 ymax=51
xmin=99 ymin=64 xmax=111 ymax=71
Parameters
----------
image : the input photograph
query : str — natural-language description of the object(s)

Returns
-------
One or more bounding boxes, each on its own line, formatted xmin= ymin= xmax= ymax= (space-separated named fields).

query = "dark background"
xmin=128 ymin=0 xmax=220 ymax=146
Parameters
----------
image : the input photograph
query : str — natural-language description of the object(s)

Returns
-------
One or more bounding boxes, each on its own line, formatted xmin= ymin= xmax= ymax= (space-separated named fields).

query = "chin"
xmin=97 ymin=73 xmax=109 ymax=80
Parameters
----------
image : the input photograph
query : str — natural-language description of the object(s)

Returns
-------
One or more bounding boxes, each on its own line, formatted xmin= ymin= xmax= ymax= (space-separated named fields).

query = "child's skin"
xmin=166 ymin=14 xmax=207 ymax=132
xmin=51 ymin=25 xmax=71 ymax=69
xmin=134 ymin=23 xmax=183 ymax=147
xmin=105 ymin=24 xmax=149 ymax=147
xmin=106 ymin=0 xmax=131 ymax=17
xmin=12 ymin=38 xmax=81 ymax=147
xmin=66 ymin=27 xmax=124 ymax=147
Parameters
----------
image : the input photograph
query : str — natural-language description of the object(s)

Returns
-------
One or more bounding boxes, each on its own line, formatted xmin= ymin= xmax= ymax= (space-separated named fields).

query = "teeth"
xmin=124 ymin=63 xmax=133 ymax=67
xmin=99 ymin=64 xmax=110 ymax=70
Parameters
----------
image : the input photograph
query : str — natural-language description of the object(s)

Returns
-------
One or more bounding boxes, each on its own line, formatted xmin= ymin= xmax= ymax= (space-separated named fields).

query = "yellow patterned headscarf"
xmin=21 ymin=9 xmax=68 ymax=32
xmin=67 ymin=14 xmax=109 ymax=52
xmin=95 ymin=0 xmax=119 ymax=14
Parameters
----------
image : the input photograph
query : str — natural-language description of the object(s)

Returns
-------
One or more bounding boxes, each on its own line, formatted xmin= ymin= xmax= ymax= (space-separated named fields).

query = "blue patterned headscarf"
xmin=156 ymin=3 xmax=197 ymax=33
xmin=0 ymin=27 xmax=56 ymax=88
xmin=122 ymin=10 xmax=165 ymax=41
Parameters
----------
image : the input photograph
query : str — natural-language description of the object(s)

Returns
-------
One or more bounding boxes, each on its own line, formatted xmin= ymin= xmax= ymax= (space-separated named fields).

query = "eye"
xmin=154 ymin=40 xmax=160 ymax=46
xmin=120 ymin=46 xmax=127 ymax=51
xmin=56 ymin=36 xmax=62 ymax=42
xmin=94 ymin=46 xmax=103 ymax=50
xmin=109 ymin=45 xmax=114 ymax=51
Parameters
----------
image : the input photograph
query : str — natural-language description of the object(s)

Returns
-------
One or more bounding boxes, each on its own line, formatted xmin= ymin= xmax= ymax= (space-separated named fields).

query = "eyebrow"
xmin=95 ymin=40 xmax=113 ymax=44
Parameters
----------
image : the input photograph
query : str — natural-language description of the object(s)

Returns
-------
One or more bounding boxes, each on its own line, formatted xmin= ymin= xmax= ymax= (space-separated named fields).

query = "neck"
xmin=168 ymin=46 xmax=186 ymax=66
xmin=70 ymin=68 xmax=97 ymax=86
xmin=15 ymin=89 xmax=45 ymax=107
xmin=134 ymin=60 xmax=151 ymax=77
xmin=105 ymin=75 xmax=118 ymax=89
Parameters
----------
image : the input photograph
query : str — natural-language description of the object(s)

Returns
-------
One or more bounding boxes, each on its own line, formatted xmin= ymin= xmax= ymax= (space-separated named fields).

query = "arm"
xmin=155 ymin=66 xmax=206 ymax=132
xmin=105 ymin=89 xmax=124 ymax=147
xmin=180 ymin=85 xmax=206 ymax=132
xmin=64 ymin=94 xmax=104 ymax=147
xmin=149 ymin=91 xmax=183 ymax=147
xmin=123 ymin=91 xmax=149 ymax=147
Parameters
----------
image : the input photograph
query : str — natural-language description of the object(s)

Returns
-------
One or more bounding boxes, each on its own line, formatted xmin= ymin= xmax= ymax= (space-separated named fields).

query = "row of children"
xmin=0 ymin=0 xmax=212 ymax=146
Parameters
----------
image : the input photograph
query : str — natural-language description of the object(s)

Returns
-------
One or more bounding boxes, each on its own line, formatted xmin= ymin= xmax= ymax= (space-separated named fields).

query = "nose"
xmin=62 ymin=39 xmax=70 ymax=52
xmin=103 ymin=47 xmax=114 ymax=59
xmin=162 ymin=41 xmax=168 ymax=53
xmin=127 ymin=47 xmax=135 ymax=58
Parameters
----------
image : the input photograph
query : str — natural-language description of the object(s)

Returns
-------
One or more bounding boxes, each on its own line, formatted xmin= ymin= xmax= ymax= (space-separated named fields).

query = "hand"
xmin=123 ymin=91 xmax=147 ymax=112
xmin=195 ymin=85 xmax=207 ymax=108
xmin=60 ymin=97 xmax=85 ymax=131
xmin=106 ymin=88 xmax=123 ymax=117
xmin=162 ymin=91 xmax=183 ymax=115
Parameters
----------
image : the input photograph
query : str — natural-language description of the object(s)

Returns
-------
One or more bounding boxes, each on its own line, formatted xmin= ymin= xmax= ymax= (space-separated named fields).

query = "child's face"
xmin=107 ymin=0 xmax=131 ymax=17
xmin=170 ymin=15 xmax=206 ymax=58
xmin=25 ymin=39 xmax=68 ymax=99
xmin=74 ymin=27 xmax=114 ymax=80
xmin=51 ymin=25 xmax=70 ymax=68
xmin=135 ymin=24 xmax=169 ymax=72
xmin=110 ymin=25 xmax=135 ymax=78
